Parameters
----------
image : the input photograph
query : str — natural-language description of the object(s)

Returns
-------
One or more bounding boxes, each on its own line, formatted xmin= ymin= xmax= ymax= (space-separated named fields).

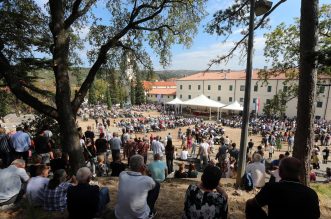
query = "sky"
xmin=35 ymin=0 xmax=329 ymax=71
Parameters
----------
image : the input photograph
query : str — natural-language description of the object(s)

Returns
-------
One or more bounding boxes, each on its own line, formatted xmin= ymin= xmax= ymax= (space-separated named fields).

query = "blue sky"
xmin=35 ymin=0 xmax=329 ymax=71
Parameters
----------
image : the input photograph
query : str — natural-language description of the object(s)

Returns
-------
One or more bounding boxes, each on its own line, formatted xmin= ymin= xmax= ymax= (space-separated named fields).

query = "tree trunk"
xmin=50 ymin=0 xmax=85 ymax=174
xmin=293 ymin=0 xmax=319 ymax=186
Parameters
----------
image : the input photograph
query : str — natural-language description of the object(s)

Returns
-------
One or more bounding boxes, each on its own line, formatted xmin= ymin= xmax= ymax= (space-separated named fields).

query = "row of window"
xmin=181 ymin=84 xmax=277 ymax=92
xmin=147 ymin=95 xmax=176 ymax=98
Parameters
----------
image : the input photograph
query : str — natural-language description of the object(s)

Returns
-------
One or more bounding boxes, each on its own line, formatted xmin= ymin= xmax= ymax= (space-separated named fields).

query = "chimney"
xmin=264 ymin=66 xmax=267 ymax=71
xmin=227 ymin=69 xmax=231 ymax=73
xmin=220 ymin=69 xmax=224 ymax=73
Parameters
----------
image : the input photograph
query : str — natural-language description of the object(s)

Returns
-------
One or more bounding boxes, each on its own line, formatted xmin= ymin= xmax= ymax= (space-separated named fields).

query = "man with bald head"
xmin=246 ymin=157 xmax=320 ymax=219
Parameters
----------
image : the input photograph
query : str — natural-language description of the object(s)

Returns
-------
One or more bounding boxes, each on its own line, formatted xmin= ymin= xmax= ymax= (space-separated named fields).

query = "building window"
xmin=319 ymin=86 xmax=325 ymax=94
xmin=267 ymin=86 xmax=272 ymax=92
xmin=317 ymin=102 xmax=323 ymax=108
xmin=188 ymin=95 xmax=191 ymax=99
xmin=168 ymin=96 xmax=170 ymax=98
xmin=208 ymin=85 xmax=211 ymax=90
xmin=283 ymin=86 xmax=288 ymax=92
xmin=161 ymin=94 xmax=163 ymax=98
xmin=218 ymin=85 xmax=221 ymax=91
xmin=198 ymin=85 xmax=201 ymax=90
xmin=229 ymin=85 xmax=233 ymax=91
xmin=217 ymin=96 xmax=221 ymax=101
xmin=229 ymin=97 xmax=233 ymax=102
xmin=208 ymin=96 xmax=210 ymax=99
xmin=173 ymin=95 xmax=176 ymax=98
xmin=180 ymin=94 xmax=182 ymax=98
xmin=240 ymin=85 xmax=245 ymax=91
xmin=253 ymin=98 xmax=256 ymax=103
xmin=240 ymin=98 xmax=244 ymax=102
xmin=189 ymin=85 xmax=191 ymax=90
xmin=180 ymin=85 xmax=183 ymax=90
xmin=254 ymin=85 xmax=258 ymax=92
xmin=266 ymin=99 xmax=271 ymax=104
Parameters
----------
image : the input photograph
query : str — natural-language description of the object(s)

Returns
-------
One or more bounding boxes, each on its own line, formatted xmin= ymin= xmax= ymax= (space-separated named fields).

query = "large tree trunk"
xmin=50 ymin=0 xmax=85 ymax=174
xmin=293 ymin=0 xmax=319 ymax=186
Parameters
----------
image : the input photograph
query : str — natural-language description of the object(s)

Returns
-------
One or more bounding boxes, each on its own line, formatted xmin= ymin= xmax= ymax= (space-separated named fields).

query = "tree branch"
xmin=0 ymin=51 xmax=58 ymax=119
xmin=207 ymin=0 xmax=287 ymax=69
xmin=133 ymin=24 xmax=179 ymax=34
xmin=64 ymin=0 xmax=96 ymax=29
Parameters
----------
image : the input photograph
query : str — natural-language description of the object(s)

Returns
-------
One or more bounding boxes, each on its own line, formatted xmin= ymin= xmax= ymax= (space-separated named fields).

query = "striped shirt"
xmin=0 ymin=134 xmax=11 ymax=153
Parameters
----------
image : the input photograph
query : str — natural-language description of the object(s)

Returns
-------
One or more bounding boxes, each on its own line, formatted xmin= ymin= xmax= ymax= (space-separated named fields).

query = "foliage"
xmin=263 ymin=4 xmax=331 ymax=75
xmin=20 ymin=113 xmax=61 ymax=147
xmin=205 ymin=0 xmax=286 ymax=67
xmin=0 ymin=90 xmax=12 ymax=118
xmin=135 ymin=73 xmax=146 ymax=105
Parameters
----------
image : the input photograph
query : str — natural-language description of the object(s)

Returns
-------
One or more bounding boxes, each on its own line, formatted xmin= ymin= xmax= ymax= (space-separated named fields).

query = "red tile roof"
xmin=148 ymin=88 xmax=176 ymax=95
xmin=177 ymin=70 xmax=331 ymax=81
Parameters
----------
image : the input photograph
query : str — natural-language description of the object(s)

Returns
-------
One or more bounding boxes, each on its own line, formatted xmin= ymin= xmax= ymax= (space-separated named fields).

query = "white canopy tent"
xmin=166 ymin=97 xmax=183 ymax=114
xmin=222 ymin=101 xmax=244 ymax=111
xmin=166 ymin=97 xmax=183 ymax=105
xmin=181 ymin=94 xmax=226 ymax=120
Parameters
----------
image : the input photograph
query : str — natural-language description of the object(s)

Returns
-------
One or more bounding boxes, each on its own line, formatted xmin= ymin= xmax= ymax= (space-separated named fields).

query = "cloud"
xmin=155 ymin=36 xmax=268 ymax=71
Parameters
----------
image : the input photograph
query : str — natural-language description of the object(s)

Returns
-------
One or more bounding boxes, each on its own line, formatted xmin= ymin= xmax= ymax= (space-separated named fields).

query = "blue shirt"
xmin=148 ymin=160 xmax=167 ymax=182
xmin=10 ymin=131 xmax=31 ymax=152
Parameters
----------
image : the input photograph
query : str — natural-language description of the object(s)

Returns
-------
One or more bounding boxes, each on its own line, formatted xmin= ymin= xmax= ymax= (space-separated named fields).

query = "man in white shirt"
xmin=198 ymin=138 xmax=210 ymax=170
xmin=246 ymin=153 xmax=266 ymax=188
xmin=0 ymin=159 xmax=29 ymax=206
xmin=152 ymin=136 xmax=165 ymax=159
xmin=115 ymin=154 xmax=160 ymax=219
xmin=26 ymin=164 xmax=50 ymax=207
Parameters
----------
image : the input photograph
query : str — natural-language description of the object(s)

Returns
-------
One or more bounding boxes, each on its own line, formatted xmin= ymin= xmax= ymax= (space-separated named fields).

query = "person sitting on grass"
xmin=109 ymin=153 xmax=126 ymax=177
xmin=67 ymin=167 xmax=110 ymax=219
xmin=26 ymin=164 xmax=50 ymax=207
xmin=174 ymin=163 xmax=188 ymax=178
xmin=0 ymin=159 xmax=29 ymax=207
xmin=246 ymin=157 xmax=320 ymax=219
xmin=43 ymin=169 xmax=76 ymax=212
xmin=183 ymin=165 xmax=228 ymax=219
xmin=148 ymin=153 xmax=168 ymax=183
xmin=187 ymin=163 xmax=198 ymax=178
xmin=27 ymin=154 xmax=42 ymax=177
xmin=180 ymin=147 xmax=189 ymax=161
xmin=115 ymin=154 xmax=160 ymax=219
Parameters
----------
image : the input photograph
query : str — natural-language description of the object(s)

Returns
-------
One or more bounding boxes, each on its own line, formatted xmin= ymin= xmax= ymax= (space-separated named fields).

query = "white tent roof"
xmin=222 ymin=101 xmax=244 ymax=111
xmin=182 ymin=94 xmax=225 ymax=108
xmin=166 ymin=97 xmax=183 ymax=105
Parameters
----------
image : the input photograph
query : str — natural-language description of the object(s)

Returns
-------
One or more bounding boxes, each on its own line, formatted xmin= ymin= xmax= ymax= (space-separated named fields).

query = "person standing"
xmin=0 ymin=127 xmax=13 ymax=168
xmin=110 ymin=132 xmax=122 ymax=162
xmin=246 ymin=157 xmax=320 ymax=219
xmin=85 ymin=126 xmax=95 ymax=144
xmin=137 ymin=137 xmax=150 ymax=164
xmin=152 ymin=136 xmax=165 ymax=159
xmin=165 ymin=139 xmax=175 ymax=173
xmin=197 ymin=138 xmax=210 ymax=170
xmin=115 ymin=155 xmax=159 ymax=218
xmin=10 ymin=126 xmax=31 ymax=164
xmin=322 ymin=147 xmax=329 ymax=164
xmin=34 ymin=130 xmax=52 ymax=165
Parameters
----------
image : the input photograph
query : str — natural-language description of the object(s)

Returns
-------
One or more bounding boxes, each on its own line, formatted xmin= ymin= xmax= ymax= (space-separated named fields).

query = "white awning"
xmin=222 ymin=101 xmax=244 ymax=111
xmin=182 ymin=94 xmax=226 ymax=108
xmin=166 ymin=97 xmax=183 ymax=105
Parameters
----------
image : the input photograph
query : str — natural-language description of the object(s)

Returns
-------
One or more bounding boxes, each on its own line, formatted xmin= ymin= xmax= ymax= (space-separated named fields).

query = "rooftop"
xmin=148 ymin=88 xmax=176 ymax=95
xmin=177 ymin=70 xmax=331 ymax=81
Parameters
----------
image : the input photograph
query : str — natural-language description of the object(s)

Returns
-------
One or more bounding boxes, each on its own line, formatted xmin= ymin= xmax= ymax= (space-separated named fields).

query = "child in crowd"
xmin=174 ymin=163 xmax=188 ymax=178
xmin=187 ymin=163 xmax=198 ymax=178
xmin=96 ymin=155 xmax=108 ymax=177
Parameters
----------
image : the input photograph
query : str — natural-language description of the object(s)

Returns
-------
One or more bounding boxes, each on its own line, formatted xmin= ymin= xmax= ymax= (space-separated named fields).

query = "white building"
xmin=176 ymin=70 xmax=331 ymax=120
xmin=144 ymin=81 xmax=176 ymax=103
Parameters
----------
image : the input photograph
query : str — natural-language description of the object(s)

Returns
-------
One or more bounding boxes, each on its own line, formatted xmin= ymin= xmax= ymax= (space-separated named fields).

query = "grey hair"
xmin=76 ymin=167 xmax=92 ymax=183
xmin=130 ymin=154 xmax=144 ymax=171
xmin=253 ymin=153 xmax=262 ymax=162
xmin=11 ymin=159 xmax=26 ymax=166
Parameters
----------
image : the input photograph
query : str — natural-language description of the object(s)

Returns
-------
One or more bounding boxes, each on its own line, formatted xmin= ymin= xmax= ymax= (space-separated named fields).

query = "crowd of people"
xmin=0 ymin=103 xmax=330 ymax=218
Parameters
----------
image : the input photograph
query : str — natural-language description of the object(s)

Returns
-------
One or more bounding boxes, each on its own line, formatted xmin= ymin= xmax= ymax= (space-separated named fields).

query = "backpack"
xmin=242 ymin=173 xmax=254 ymax=191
